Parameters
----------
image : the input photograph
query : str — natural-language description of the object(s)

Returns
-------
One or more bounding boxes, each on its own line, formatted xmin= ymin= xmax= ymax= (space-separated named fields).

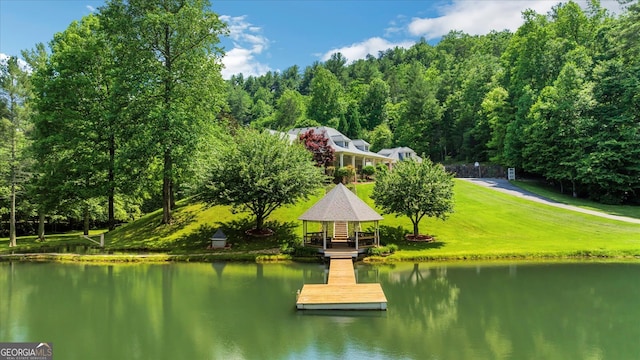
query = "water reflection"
xmin=1 ymin=262 xmax=639 ymax=359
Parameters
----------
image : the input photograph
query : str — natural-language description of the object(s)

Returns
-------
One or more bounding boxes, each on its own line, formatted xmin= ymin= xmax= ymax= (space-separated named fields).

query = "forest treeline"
xmin=230 ymin=1 xmax=640 ymax=205
xmin=1 ymin=0 xmax=639 ymax=241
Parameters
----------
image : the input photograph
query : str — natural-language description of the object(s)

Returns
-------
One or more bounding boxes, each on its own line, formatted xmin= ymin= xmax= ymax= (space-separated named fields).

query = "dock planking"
xmin=296 ymin=258 xmax=387 ymax=310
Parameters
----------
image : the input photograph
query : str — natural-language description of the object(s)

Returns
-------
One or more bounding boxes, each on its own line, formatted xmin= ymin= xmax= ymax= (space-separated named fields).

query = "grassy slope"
xmin=511 ymin=180 xmax=640 ymax=219
xmin=2 ymin=180 xmax=640 ymax=260
xmin=373 ymin=180 xmax=640 ymax=260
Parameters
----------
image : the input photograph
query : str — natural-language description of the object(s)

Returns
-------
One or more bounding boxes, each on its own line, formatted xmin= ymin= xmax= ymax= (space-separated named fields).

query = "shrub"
xmin=362 ymin=165 xmax=376 ymax=180
xmin=334 ymin=165 xmax=356 ymax=184
xmin=367 ymin=244 xmax=398 ymax=256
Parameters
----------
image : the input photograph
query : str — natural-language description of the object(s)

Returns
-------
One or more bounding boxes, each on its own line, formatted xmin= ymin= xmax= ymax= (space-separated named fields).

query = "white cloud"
xmin=408 ymin=1 xmax=552 ymax=39
xmin=221 ymin=47 xmax=271 ymax=79
xmin=219 ymin=15 xmax=272 ymax=78
xmin=321 ymin=37 xmax=415 ymax=63
xmin=407 ymin=0 xmax=626 ymax=40
xmin=0 ymin=53 xmax=31 ymax=73
xmin=86 ymin=5 xmax=96 ymax=12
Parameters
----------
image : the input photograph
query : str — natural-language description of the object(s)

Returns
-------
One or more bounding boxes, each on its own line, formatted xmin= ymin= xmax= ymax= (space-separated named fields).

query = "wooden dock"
xmin=296 ymin=258 xmax=387 ymax=310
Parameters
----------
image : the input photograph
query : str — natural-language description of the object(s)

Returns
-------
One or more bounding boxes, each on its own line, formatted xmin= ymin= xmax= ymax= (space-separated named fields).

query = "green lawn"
xmin=511 ymin=180 xmax=640 ymax=219
xmin=374 ymin=180 xmax=640 ymax=261
xmin=2 ymin=180 xmax=640 ymax=261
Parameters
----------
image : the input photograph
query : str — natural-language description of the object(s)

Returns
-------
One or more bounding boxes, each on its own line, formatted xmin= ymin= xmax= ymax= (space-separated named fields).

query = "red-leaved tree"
xmin=299 ymin=129 xmax=335 ymax=168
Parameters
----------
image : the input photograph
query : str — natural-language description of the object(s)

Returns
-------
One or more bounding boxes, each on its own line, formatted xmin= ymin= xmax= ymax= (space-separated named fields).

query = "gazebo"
xmin=299 ymin=183 xmax=383 ymax=253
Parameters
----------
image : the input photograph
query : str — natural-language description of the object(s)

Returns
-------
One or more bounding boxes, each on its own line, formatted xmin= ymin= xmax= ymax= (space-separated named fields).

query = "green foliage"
xmin=373 ymin=159 xmax=454 ymax=237
xmin=1 ymin=53 xmax=34 ymax=246
xmin=334 ymin=165 xmax=356 ymax=184
xmin=198 ymin=128 xmax=324 ymax=231
xmin=367 ymin=243 xmax=398 ymax=256
xmin=362 ymin=165 xmax=376 ymax=180
xmin=307 ymin=67 xmax=344 ymax=124
xmin=367 ymin=123 xmax=394 ymax=153
xmin=100 ymin=0 xmax=227 ymax=224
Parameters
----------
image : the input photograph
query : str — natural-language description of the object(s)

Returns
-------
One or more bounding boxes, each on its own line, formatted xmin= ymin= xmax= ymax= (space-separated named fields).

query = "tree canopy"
xmin=198 ymin=129 xmax=325 ymax=233
xmin=372 ymin=159 xmax=454 ymax=237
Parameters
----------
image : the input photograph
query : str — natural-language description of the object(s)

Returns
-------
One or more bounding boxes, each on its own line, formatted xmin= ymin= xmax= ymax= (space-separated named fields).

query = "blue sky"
xmin=0 ymin=0 xmax=626 ymax=79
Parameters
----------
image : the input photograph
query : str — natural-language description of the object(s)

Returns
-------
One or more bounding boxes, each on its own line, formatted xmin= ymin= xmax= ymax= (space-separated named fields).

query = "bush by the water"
xmin=367 ymin=243 xmax=398 ymax=256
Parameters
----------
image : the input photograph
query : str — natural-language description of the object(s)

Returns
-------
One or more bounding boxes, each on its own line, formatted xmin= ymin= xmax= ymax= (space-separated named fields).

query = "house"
xmin=377 ymin=147 xmax=422 ymax=162
xmin=288 ymin=127 xmax=394 ymax=171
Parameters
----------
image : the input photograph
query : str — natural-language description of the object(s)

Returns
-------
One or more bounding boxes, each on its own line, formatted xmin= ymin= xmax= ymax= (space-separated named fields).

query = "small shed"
xmin=299 ymin=183 xmax=383 ymax=252
xmin=210 ymin=229 xmax=227 ymax=248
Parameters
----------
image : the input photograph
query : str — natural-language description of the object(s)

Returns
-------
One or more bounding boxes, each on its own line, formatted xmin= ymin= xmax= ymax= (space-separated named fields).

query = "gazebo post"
xmin=375 ymin=220 xmax=380 ymax=246
xmin=322 ymin=221 xmax=327 ymax=250
xmin=355 ymin=223 xmax=359 ymax=250
xmin=302 ymin=221 xmax=307 ymax=247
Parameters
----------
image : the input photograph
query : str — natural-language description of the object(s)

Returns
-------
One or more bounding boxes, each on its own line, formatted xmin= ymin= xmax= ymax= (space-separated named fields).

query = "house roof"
xmin=377 ymin=147 xmax=422 ymax=162
xmin=289 ymin=127 xmax=393 ymax=162
xmin=211 ymin=229 xmax=227 ymax=239
xmin=298 ymin=183 xmax=383 ymax=222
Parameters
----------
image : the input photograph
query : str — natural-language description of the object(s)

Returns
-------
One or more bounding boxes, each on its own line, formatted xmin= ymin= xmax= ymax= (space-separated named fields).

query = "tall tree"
xmin=395 ymin=64 xmax=444 ymax=159
xmin=307 ymin=67 xmax=344 ymax=125
xmin=360 ymin=77 xmax=390 ymax=129
xmin=273 ymin=89 xmax=306 ymax=130
xmin=100 ymin=0 xmax=227 ymax=224
xmin=199 ymin=129 xmax=324 ymax=233
xmin=524 ymin=59 xmax=594 ymax=196
xmin=31 ymin=15 xmax=115 ymax=235
xmin=481 ymin=86 xmax=510 ymax=164
xmin=0 ymin=56 xmax=31 ymax=246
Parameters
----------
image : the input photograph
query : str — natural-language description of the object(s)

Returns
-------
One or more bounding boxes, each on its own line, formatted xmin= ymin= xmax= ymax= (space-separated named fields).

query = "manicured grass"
xmin=376 ymin=180 xmax=640 ymax=261
xmin=102 ymin=188 xmax=327 ymax=253
xmin=0 ymin=230 xmax=106 ymax=254
xmin=511 ymin=180 xmax=640 ymax=219
xmin=2 ymin=180 xmax=640 ymax=262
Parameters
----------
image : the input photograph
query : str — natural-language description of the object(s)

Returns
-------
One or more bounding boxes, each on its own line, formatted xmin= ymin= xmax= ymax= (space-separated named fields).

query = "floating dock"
xmin=296 ymin=258 xmax=387 ymax=310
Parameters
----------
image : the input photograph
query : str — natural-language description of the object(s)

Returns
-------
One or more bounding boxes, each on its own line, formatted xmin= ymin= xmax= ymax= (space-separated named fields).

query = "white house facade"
xmin=288 ymin=127 xmax=394 ymax=170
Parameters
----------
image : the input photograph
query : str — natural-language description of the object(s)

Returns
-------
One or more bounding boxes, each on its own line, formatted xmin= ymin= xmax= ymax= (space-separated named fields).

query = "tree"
xmin=100 ymin=0 xmax=227 ymax=225
xmin=307 ymin=67 xmax=344 ymax=124
xmin=199 ymin=129 xmax=324 ymax=233
xmin=298 ymin=129 xmax=335 ymax=168
xmin=367 ymin=123 xmax=394 ymax=152
xmin=524 ymin=59 xmax=594 ymax=197
xmin=31 ymin=15 xmax=118 ymax=235
xmin=372 ymin=159 xmax=454 ymax=237
xmin=0 ymin=56 xmax=31 ymax=246
xmin=395 ymin=65 xmax=444 ymax=159
xmin=273 ymin=89 xmax=306 ymax=130
xmin=481 ymin=87 xmax=510 ymax=164
xmin=360 ymin=77 xmax=390 ymax=129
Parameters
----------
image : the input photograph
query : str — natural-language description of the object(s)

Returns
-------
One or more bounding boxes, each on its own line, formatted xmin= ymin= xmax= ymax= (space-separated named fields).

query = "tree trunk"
xmin=162 ymin=150 xmax=172 ymax=224
xmin=170 ymin=180 xmax=176 ymax=209
xmin=571 ymin=179 xmax=577 ymax=198
xmin=108 ymin=136 xmax=115 ymax=231
xmin=38 ymin=211 xmax=45 ymax=241
xmin=161 ymin=24 xmax=173 ymax=225
xmin=255 ymin=213 xmax=264 ymax=232
xmin=412 ymin=221 xmax=420 ymax=237
xmin=83 ymin=204 xmax=90 ymax=236
xmin=9 ymin=183 xmax=16 ymax=247
xmin=9 ymin=127 xmax=16 ymax=247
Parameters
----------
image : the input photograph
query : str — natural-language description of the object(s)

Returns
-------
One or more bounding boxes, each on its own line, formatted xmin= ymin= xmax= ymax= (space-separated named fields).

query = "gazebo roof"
xmin=298 ymin=183 xmax=383 ymax=222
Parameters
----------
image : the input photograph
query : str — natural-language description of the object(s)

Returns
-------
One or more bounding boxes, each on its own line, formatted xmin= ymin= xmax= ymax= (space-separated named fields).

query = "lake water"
xmin=1 ymin=261 xmax=639 ymax=359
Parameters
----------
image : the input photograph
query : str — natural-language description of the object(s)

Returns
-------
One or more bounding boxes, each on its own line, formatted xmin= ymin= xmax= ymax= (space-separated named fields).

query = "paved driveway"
xmin=460 ymin=178 xmax=640 ymax=224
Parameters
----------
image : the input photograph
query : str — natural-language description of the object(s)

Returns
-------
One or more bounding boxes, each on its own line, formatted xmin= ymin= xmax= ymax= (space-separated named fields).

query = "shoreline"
xmin=1 ymin=251 xmax=639 ymax=264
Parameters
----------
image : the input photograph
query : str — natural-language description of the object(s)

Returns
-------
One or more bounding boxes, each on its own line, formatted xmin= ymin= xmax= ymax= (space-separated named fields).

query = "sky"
xmin=0 ymin=0 xmax=626 ymax=79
